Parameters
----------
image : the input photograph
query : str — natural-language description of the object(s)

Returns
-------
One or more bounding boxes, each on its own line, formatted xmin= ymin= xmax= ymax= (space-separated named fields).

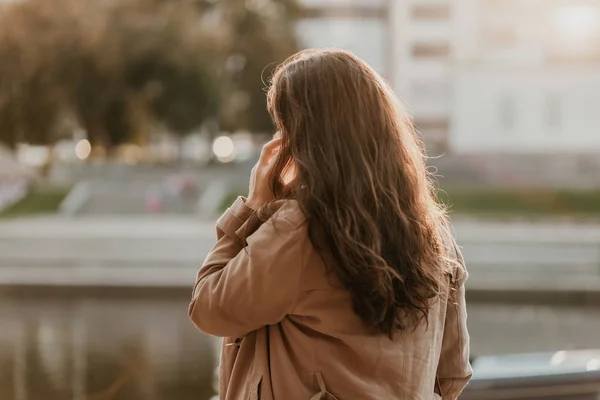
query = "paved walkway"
xmin=50 ymin=163 xmax=252 ymax=215
xmin=1 ymin=216 xmax=600 ymax=302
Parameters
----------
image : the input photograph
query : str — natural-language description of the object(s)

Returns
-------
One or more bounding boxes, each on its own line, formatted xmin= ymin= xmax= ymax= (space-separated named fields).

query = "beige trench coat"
xmin=189 ymin=198 xmax=472 ymax=400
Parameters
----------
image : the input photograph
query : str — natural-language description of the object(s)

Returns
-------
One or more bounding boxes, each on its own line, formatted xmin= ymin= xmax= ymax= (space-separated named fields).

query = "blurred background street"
xmin=1 ymin=0 xmax=600 ymax=399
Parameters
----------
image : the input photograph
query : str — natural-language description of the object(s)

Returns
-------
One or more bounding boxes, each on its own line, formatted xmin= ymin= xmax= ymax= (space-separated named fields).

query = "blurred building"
xmin=296 ymin=0 xmax=453 ymax=151
xmin=296 ymin=0 xmax=457 ymax=152
xmin=389 ymin=0 xmax=453 ymax=151
xmin=299 ymin=0 xmax=600 ymax=155
xmin=296 ymin=0 xmax=391 ymax=77
xmin=451 ymin=0 xmax=600 ymax=154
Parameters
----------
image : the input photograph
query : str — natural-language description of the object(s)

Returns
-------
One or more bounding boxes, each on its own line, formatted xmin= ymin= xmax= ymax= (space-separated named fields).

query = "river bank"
xmin=1 ymin=215 xmax=600 ymax=303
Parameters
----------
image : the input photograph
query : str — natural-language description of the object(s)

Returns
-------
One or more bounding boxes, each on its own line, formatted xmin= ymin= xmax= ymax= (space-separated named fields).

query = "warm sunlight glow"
xmin=554 ymin=5 xmax=599 ymax=40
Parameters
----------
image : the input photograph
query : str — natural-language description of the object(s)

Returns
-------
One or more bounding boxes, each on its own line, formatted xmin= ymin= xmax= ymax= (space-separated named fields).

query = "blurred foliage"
xmin=0 ymin=186 xmax=70 ymax=219
xmin=220 ymin=191 xmax=244 ymax=212
xmin=0 ymin=0 xmax=300 ymax=149
xmin=439 ymin=188 xmax=600 ymax=217
xmin=213 ymin=0 xmax=301 ymax=133
xmin=222 ymin=187 xmax=600 ymax=217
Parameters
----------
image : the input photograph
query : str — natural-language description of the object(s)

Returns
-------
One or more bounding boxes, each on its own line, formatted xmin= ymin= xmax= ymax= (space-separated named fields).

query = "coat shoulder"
xmin=266 ymin=199 xmax=306 ymax=229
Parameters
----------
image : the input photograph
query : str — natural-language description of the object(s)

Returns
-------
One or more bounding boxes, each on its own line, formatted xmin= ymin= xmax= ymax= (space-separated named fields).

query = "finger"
xmin=259 ymin=138 xmax=282 ymax=165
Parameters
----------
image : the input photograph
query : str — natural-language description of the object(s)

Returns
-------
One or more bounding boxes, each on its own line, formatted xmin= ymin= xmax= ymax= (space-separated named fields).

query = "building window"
xmin=485 ymin=0 xmax=515 ymax=12
xmin=302 ymin=5 xmax=385 ymax=19
xmin=484 ymin=28 xmax=517 ymax=47
xmin=412 ymin=42 xmax=450 ymax=59
xmin=413 ymin=118 xmax=450 ymax=147
xmin=300 ymin=0 xmax=387 ymax=7
xmin=411 ymin=4 xmax=451 ymax=20
xmin=499 ymin=94 xmax=517 ymax=131
xmin=410 ymin=81 xmax=450 ymax=103
xmin=414 ymin=118 xmax=450 ymax=133
xmin=544 ymin=92 xmax=562 ymax=130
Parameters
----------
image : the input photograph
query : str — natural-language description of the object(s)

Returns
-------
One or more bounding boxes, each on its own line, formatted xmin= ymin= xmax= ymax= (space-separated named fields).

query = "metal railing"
xmin=463 ymin=349 xmax=600 ymax=400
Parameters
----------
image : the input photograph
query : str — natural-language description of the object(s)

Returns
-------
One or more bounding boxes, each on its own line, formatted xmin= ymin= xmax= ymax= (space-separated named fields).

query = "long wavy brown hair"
xmin=266 ymin=49 xmax=454 ymax=337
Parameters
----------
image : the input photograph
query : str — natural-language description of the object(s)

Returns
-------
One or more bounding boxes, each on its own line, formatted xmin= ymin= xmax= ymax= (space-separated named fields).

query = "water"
xmin=0 ymin=293 xmax=599 ymax=400
xmin=0 ymin=294 xmax=217 ymax=400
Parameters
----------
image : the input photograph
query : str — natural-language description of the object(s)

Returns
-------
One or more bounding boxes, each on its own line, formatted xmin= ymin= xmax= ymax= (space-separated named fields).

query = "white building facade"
xmin=389 ymin=0 xmax=454 ymax=150
xmin=297 ymin=0 xmax=454 ymax=149
xmin=450 ymin=0 xmax=600 ymax=154
xmin=296 ymin=0 xmax=391 ymax=76
xmin=298 ymin=0 xmax=600 ymax=154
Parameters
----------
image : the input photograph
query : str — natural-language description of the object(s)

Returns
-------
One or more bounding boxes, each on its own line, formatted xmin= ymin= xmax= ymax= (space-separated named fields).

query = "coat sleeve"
xmin=436 ymin=244 xmax=473 ymax=399
xmin=189 ymin=197 xmax=304 ymax=338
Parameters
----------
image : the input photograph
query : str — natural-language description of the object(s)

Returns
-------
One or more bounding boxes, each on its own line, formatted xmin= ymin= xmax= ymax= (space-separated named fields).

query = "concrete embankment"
xmin=1 ymin=216 xmax=600 ymax=304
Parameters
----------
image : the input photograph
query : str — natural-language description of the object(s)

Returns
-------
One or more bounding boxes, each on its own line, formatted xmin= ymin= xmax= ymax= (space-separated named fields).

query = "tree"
xmin=0 ymin=0 xmax=221 ymax=149
xmin=0 ymin=0 xmax=71 ymax=147
xmin=216 ymin=0 xmax=301 ymax=134
xmin=0 ymin=0 xmax=301 ymax=150
xmin=67 ymin=0 xmax=221 ymax=147
xmin=120 ymin=0 xmax=220 ymax=135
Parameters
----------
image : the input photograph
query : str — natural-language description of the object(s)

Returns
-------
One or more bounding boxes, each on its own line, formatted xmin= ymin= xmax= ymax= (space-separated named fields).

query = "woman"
xmin=189 ymin=49 xmax=471 ymax=400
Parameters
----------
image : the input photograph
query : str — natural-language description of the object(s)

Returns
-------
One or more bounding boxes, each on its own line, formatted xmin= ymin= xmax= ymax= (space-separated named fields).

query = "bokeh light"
xmin=74 ymin=139 xmax=91 ymax=160
xmin=212 ymin=136 xmax=235 ymax=163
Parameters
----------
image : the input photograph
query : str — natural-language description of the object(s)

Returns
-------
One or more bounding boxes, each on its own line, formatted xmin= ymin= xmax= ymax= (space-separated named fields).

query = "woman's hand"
xmin=246 ymin=138 xmax=281 ymax=210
